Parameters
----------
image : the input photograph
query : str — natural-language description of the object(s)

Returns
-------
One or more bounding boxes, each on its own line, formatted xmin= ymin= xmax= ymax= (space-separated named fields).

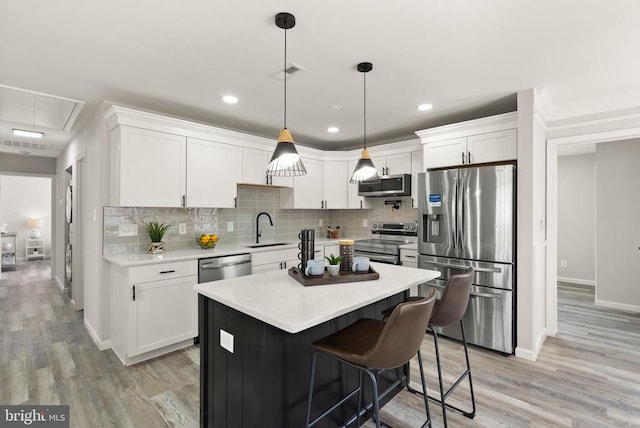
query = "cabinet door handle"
xmin=324 ymin=200 xmax=327 ymax=209
xmin=182 ymin=195 xmax=186 ymax=207
xmin=234 ymin=197 xmax=237 ymax=208
xmin=321 ymin=200 xmax=324 ymax=209
xmin=132 ymin=285 xmax=136 ymax=301
xmin=404 ymin=255 xmax=417 ymax=259
xmin=411 ymin=198 xmax=415 ymax=208
xmin=360 ymin=200 xmax=363 ymax=209
xmin=461 ymin=152 xmax=465 ymax=164
xmin=159 ymin=270 xmax=176 ymax=274
xmin=467 ymin=151 xmax=471 ymax=164
xmin=283 ymin=261 xmax=287 ymax=269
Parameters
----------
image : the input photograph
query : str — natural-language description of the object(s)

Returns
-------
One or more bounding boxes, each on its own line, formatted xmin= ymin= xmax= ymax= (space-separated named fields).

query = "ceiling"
xmin=1 ymin=1 xmax=639 ymax=158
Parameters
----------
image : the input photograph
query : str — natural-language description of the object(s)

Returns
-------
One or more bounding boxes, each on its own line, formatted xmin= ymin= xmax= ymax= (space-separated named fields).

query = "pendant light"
xmin=266 ymin=12 xmax=307 ymax=177
xmin=350 ymin=62 xmax=380 ymax=184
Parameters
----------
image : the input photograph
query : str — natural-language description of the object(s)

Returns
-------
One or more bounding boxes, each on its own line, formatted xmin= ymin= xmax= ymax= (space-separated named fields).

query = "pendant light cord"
xmin=283 ymin=26 xmax=287 ymax=129
xmin=363 ymin=71 xmax=367 ymax=150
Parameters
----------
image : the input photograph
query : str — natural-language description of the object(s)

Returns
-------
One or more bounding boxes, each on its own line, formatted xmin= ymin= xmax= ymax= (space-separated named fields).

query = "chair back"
xmin=361 ymin=290 xmax=436 ymax=370
xmin=429 ymin=268 xmax=473 ymax=327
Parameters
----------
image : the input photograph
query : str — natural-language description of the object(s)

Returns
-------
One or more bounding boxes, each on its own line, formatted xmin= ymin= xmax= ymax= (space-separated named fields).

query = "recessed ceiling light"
xmin=13 ymin=129 xmax=43 ymax=139
xmin=327 ymin=127 xmax=339 ymax=133
xmin=417 ymin=103 xmax=433 ymax=111
xmin=222 ymin=95 xmax=238 ymax=104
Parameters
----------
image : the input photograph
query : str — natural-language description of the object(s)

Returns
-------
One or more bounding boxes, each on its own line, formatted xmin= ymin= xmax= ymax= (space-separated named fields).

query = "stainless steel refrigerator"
xmin=418 ymin=164 xmax=515 ymax=354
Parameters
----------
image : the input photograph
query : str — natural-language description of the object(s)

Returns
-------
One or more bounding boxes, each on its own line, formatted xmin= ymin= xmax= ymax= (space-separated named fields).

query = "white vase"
xmin=327 ymin=264 xmax=340 ymax=277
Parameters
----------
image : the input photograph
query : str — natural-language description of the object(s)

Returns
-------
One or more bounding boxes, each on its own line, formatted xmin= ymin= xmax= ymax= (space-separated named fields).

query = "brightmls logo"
xmin=0 ymin=406 xmax=69 ymax=427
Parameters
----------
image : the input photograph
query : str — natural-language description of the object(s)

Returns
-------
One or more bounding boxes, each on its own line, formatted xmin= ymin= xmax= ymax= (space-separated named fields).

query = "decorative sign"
xmin=428 ymin=194 xmax=442 ymax=207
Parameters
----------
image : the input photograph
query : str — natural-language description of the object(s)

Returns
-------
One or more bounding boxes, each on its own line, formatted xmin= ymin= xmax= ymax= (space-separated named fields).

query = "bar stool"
xmin=382 ymin=268 xmax=476 ymax=427
xmin=305 ymin=291 xmax=437 ymax=428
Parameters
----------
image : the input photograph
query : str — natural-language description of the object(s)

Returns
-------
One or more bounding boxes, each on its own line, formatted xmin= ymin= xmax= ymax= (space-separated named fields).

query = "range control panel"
xmin=371 ymin=222 xmax=418 ymax=235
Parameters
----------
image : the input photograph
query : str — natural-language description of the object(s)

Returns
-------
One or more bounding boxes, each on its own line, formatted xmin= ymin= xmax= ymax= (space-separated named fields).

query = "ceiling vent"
xmin=1 ymin=138 xmax=51 ymax=151
xmin=272 ymin=62 xmax=306 ymax=80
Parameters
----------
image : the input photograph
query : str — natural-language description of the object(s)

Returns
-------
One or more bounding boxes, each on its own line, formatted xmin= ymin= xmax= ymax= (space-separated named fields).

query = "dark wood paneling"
xmin=200 ymin=293 xmax=407 ymax=427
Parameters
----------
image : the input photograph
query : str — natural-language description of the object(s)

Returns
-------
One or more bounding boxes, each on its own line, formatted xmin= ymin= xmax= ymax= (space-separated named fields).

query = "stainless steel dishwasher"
xmin=198 ymin=253 xmax=252 ymax=283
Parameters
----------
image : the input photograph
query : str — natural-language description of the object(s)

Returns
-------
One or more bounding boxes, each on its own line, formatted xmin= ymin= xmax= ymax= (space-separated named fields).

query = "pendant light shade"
xmin=350 ymin=62 xmax=380 ymax=184
xmin=266 ymin=12 xmax=307 ymax=177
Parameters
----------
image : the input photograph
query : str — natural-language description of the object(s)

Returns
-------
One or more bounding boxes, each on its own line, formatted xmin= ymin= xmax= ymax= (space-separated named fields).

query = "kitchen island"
xmin=195 ymin=263 xmax=440 ymax=427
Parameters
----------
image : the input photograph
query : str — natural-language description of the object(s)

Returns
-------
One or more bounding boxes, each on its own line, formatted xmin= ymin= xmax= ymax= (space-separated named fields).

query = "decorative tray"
xmin=288 ymin=266 xmax=379 ymax=286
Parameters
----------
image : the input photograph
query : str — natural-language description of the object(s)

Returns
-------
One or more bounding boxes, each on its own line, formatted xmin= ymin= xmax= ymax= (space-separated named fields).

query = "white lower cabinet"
xmin=111 ymin=260 xmax=198 ymax=366
xmin=400 ymin=247 xmax=419 ymax=296
xmin=251 ymin=247 xmax=299 ymax=273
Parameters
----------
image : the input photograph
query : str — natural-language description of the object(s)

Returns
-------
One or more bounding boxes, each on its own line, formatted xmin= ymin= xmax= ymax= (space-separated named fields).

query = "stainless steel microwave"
xmin=357 ymin=174 xmax=411 ymax=197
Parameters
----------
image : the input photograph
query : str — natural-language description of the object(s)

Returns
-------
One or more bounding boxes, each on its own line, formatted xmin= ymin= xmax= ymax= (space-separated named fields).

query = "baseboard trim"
xmin=54 ymin=276 xmax=66 ymax=292
xmin=84 ymin=319 xmax=112 ymax=351
xmin=595 ymin=299 xmax=640 ymax=314
xmin=515 ymin=327 xmax=547 ymax=361
xmin=557 ymin=277 xmax=595 ymax=287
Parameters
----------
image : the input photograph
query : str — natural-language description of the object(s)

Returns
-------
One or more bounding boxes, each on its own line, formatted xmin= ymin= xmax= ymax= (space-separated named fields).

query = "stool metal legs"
xmin=409 ymin=320 xmax=476 ymax=427
xmin=305 ymin=350 xmax=432 ymax=428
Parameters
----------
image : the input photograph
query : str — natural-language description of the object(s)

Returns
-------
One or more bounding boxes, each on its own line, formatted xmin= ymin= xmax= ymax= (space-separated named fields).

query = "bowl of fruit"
xmin=196 ymin=234 xmax=219 ymax=249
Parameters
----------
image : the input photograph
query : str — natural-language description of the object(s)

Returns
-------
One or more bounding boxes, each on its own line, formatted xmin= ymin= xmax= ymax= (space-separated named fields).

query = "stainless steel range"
xmin=354 ymin=222 xmax=418 ymax=265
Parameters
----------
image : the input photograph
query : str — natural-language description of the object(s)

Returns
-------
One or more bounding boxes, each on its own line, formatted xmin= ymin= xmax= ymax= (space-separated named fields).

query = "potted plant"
xmin=325 ymin=254 xmax=342 ymax=277
xmin=144 ymin=221 xmax=170 ymax=254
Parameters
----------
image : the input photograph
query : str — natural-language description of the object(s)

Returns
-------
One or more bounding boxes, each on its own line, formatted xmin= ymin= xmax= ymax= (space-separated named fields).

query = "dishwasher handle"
xmin=199 ymin=254 xmax=251 ymax=270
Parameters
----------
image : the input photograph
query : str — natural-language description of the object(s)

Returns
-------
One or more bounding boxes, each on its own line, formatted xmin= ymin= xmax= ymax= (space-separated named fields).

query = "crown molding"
xmin=415 ymin=112 xmax=518 ymax=143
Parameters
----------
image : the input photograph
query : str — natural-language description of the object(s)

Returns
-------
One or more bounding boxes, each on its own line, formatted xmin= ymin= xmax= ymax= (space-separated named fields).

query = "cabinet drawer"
xmin=129 ymin=260 xmax=197 ymax=284
xmin=400 ymin=250 xmax=418 ymax=264
xmin=252 ymin=248 xmax=299 ymax=266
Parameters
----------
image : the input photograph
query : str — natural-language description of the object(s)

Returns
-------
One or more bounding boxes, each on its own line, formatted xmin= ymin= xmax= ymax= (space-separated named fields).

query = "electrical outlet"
xmin=220 ymin=329 xmax=234 ymax=353
xmin=560 ymin=260 xmax=567 ymax=268
xmin=178 ymin=223 xmax=187 ymax=234
xmin=363 ymin=219 xmax=368 ymax=227
xmin=227 ymin=221 xmax=234 ymax=232
xmin=318 ymin=218 xmax=323 ymax=227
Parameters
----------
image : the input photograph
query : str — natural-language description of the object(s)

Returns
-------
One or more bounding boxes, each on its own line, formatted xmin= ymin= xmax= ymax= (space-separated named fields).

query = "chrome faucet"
xmin=256 ymin=211 xmax=273 ymax=243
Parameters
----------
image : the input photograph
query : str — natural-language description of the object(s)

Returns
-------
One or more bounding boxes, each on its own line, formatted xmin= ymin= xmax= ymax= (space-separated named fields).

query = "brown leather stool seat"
xmin=305 ymin=290 xmax=437 ymax=428
xmin=381 ymin=268 xmax=476 ymax=427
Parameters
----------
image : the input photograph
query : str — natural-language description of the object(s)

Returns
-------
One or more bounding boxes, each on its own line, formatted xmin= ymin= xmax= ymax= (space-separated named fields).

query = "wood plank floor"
xmin=1 ymin=263 xmax=639 ymax=427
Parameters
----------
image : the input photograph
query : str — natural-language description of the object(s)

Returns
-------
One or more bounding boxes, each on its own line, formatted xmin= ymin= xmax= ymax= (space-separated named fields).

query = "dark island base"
xmin=199 ymin=291 xmax=408 ymax=428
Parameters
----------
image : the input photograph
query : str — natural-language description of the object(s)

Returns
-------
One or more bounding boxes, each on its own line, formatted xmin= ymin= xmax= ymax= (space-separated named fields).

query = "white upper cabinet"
xmin=410 ymin=150 xmax=424 ymax=208
xmin=417 ymin=112 xmax=518 ymax=170
xmin=112 ymin=126 xmax=186 ymax=207
xmin=186 ymin=138 xmax=240 ymax=208
xmin=282 ymin=157 xmax=324 ymax=209
xmin=242 ymin=147 xmax=270 ymax=185
xmin=241 ymin=147 xmax=293 ymax=187
xmin=323 ymin=161 xmax=349 ymax=209
xmin=372 ymin=152 xmax=412 ymax=176
xmin=466 ymin=129 xmax=517 ymax=165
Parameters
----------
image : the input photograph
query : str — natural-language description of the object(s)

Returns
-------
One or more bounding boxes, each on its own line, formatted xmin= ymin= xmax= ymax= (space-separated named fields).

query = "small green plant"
xmin=144 ymin=221 xmax=170 ymax=242
xmin=325 ymin=254 xmax=342 ymax=265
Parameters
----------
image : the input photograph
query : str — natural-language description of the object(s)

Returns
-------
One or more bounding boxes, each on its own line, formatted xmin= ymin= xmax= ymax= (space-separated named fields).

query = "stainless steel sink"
xmin=245 ymin=242 xmax=291 ymax=248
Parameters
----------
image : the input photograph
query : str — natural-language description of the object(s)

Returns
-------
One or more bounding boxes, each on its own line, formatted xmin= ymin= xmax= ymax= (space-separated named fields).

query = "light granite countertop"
xmin=194 ymin=262 xmax=440 ymax=333
xmin=104 ymin=239 xmax=341 ymax=267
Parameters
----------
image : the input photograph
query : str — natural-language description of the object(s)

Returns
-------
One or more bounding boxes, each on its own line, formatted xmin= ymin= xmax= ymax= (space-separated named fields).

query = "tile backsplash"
xmin=103 ymin=186 xmax=417 ymax=256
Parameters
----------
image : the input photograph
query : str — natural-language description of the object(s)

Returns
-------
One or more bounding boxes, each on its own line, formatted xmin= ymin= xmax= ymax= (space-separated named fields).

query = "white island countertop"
xmin=194 ymin=263 xmax=440 ymax=334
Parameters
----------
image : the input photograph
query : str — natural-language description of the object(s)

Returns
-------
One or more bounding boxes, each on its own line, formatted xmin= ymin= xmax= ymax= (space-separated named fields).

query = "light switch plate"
xmin=318 ymin=219 xmax=323 ymax=227
xmin=220 ymin=329 xmax=234 ymax=353
xmin=119 ymin=224 xmax=138 ymax=237
xmin=178 ymin=223 xmax=187 ymax=234
xmin=227 ymin=221 xmax=234 ymax=232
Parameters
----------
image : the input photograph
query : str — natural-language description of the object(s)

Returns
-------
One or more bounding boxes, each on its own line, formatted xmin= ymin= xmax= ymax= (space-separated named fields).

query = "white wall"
xmin=557 ymin=154 xmax=595 ymax=284
xmin=55 ymin=103 xmax=111 ymax=348
xmin=595 ymin=139 xmax=640 ymax=311
xmin=0 ymin=175 xmax=52 ymax=259
xmin=515 ymin=89 xmax=549 ymax=361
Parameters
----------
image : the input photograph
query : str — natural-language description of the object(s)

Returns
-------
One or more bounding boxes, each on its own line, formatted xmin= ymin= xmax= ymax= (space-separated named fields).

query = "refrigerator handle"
xmin=452 ymin=175 xmax=458 ymax=250
xmin=457 ymin=171 xmax=465 ymax=254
